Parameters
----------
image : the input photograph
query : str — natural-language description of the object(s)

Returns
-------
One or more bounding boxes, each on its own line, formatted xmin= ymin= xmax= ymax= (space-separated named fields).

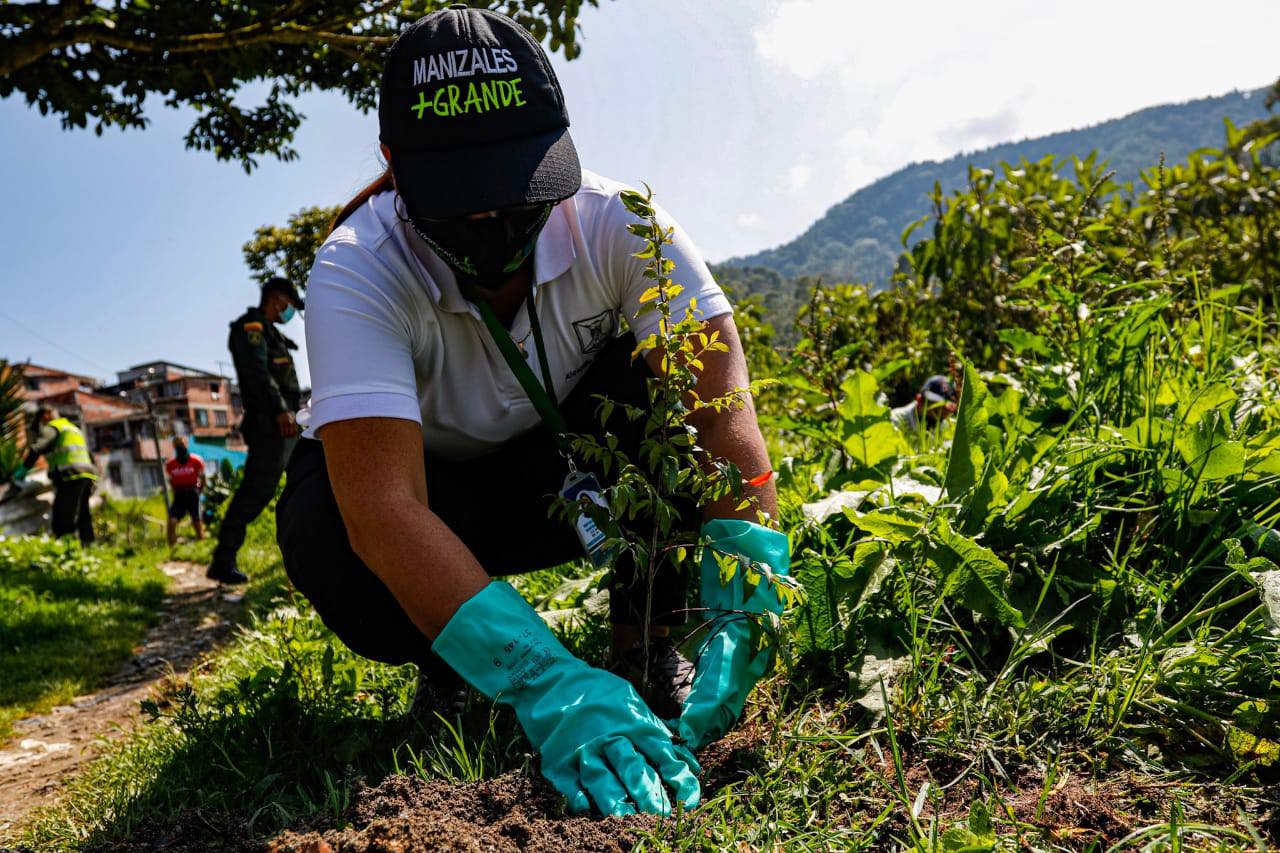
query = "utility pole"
xmin=142 ymin=389 xmax=169 ymax=510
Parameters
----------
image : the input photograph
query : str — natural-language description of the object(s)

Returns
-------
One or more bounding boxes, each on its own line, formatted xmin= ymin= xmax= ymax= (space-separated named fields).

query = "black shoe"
xmin=609 ymin=636 xmax=695 ymax=720
xmin=410 ymin=667 xmax=471 ymax=719
xmin=206 ymin=563 xmax=248 ymax=585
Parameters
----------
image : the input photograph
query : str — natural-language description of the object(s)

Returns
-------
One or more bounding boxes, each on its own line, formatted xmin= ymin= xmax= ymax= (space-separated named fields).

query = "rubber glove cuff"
xmin=699 ymin=519 xmax=790 ymax=615
xmin=678 ymin=520 xmax=790 ymax=749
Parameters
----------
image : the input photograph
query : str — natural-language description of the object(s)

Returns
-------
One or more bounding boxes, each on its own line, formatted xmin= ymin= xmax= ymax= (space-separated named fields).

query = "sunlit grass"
xmin=0 ymin=537 xmax=167 ymax=743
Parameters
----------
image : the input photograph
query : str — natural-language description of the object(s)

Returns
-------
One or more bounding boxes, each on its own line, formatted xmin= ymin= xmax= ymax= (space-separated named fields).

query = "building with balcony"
xmin=106 ymin=361 xmax=245 ymax=449
xmin=16 ymin=360 xmax=246 ymax=498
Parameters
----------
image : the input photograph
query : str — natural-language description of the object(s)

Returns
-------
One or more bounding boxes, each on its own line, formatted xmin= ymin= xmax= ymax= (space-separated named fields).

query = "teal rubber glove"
xmin=11 ymin=465 xmax=29 ymax=482
xmin=432 ymin=581 xmax=701 ymax=816
xmin=677 ymin=519 xmax=790 ymax=750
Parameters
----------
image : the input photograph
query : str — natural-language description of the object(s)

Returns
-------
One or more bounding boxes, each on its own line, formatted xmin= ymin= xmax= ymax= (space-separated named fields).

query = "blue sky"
xmin=1 ymin=0 xmax=1277 ymax=386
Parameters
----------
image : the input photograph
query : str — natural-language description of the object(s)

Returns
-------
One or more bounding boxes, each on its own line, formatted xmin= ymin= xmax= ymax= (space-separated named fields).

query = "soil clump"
xmin=269 ymin=772 xmax=655 ymax=853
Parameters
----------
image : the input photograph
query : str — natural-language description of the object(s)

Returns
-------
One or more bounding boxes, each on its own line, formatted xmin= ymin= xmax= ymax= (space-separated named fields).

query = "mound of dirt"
xmin=268 ymin=773 xmax=656 ymax=853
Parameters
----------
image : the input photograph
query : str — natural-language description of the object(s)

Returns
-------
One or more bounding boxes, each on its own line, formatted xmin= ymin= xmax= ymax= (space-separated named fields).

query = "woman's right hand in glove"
xmin=432 ymin=581 xmax=701 ymax=816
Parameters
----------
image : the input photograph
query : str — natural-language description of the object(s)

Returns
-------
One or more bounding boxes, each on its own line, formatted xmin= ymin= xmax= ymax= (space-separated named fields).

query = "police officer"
xmin=208 ymin=277 xmax=303 ymax=584
xmin=13 ymin=405 xmax=98 ymax=544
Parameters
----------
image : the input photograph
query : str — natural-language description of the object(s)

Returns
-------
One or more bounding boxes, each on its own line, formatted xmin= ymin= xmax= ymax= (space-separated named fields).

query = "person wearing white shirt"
xmin=890 ymin=375 xmax=959 ymax=434
xmin=275 ymin=6 xmax=780 ymax=819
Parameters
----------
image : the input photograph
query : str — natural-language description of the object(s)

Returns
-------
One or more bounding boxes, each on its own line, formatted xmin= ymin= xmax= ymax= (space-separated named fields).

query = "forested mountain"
xmin=725 ymin=88 xmax=1271 ymax=286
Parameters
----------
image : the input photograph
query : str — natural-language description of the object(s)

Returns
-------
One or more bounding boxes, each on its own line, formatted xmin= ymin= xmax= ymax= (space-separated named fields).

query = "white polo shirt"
xmin=300 ymin=169 xmax=732 ymax=459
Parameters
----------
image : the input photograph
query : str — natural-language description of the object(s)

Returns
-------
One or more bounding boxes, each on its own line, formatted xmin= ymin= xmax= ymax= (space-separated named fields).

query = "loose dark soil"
xmin=268 ymin=773 xmax=656 ymax=853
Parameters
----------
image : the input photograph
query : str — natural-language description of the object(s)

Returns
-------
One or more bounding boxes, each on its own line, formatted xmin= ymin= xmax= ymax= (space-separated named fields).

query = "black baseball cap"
xmin=378 ymin=5 xmax=582 ymax=220
xmin=921 ymin=375 xmax=957 ymax=404
xmin=262 ymin=276 xmax=305 ymax=309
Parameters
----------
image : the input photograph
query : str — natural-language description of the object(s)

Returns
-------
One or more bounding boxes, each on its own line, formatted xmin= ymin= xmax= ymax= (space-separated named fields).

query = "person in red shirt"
xmin=165 ymin=436 xmax=206 ymax=547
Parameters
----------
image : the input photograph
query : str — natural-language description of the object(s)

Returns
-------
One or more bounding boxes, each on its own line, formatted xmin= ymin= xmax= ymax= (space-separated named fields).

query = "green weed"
xmin=0 ymin=536 xmax=166 ymax=742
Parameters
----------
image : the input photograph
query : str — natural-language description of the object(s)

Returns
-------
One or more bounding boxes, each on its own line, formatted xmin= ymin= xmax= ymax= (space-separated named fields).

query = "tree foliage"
xmin=726 ymin=88 xmax=1273 ymax=287
xmin=0 ymin=360 xmax=28 ymax=481
xmin=771 ymin=117 xmax=1280 ymax=785
xmin=242 ymin=205 xmax=341 ymax=289
xmin=731 ymin=112 xmax=1280 ymax=406
xmin=0 ymin=0 xmax=600 ymax=171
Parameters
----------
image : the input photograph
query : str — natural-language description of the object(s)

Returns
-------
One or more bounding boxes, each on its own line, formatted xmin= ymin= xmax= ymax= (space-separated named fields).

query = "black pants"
xmin=169 ymin=488 xmax=200 ymax=522
xmin=51 ymin=478 xmax=94 ymax=545
xmin=212 ymin=421 xmax=296 ymax=569
xmin=276 ymin=333 xmax=695 ymax=671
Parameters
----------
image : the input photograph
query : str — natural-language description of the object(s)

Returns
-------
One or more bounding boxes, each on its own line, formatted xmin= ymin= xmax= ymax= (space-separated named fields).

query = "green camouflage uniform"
xmin=211 ymin=306 xmax=301 ymax=571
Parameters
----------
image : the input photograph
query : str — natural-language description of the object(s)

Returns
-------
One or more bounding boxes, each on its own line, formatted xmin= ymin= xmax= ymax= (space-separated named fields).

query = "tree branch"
xmin=1 ymin=20 xmax=395 ymax=75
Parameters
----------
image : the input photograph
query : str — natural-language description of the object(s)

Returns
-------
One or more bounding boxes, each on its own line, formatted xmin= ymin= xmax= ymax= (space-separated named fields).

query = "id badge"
xmin=560 ymin=470 xmax=615 ymax=567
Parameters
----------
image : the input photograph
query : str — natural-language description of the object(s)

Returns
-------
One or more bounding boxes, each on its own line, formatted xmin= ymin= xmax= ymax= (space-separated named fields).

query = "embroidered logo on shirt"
xmin=572 ymin=311 xmax=616 ymax=355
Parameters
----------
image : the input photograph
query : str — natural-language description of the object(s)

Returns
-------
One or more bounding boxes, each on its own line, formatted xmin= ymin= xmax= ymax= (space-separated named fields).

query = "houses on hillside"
xmin=17 ymin=360 xmax=247 ymax=498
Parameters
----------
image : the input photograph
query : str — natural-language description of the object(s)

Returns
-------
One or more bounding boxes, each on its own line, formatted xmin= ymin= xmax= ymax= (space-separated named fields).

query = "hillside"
xmin=726 ymin=88 xmax=1271 ymax=285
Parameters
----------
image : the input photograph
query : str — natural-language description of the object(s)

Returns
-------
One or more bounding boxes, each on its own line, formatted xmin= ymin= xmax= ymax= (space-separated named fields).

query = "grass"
xmin=20 ymin=511 xmax=1273 ymax=851
xmin=13 ymin=508 xmax=604 ymax=850
xmin=0 ymin=536 xmax=167 ymax=743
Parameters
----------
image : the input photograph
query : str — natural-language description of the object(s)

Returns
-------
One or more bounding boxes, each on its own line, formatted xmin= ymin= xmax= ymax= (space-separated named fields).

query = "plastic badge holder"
xmin=560 ymin=470 xmax=615 ymax=567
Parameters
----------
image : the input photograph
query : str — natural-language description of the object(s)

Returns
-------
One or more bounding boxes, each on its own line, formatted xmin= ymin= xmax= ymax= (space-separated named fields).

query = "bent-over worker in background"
xmin=208 ymin=276 xmax=303 ymax=584
xmin=277 ymin=7 xmax=789 ymax=820
xmin=12 ymin=405 xmax=97 ymax=544
xmin=165 ymin=436 xmax=206 ymax=547
xmin=890 ymin=374 xmax=959 ymax=433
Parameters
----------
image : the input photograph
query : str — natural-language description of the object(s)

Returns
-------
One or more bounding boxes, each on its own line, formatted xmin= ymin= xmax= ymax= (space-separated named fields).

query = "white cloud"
xmin=735 ymin=212 xmax=765 ymax=230
xmin=785 ymin=163 xmax=813 ymax=194
xmin=753 ymin=0 xmax=1280 ymax=197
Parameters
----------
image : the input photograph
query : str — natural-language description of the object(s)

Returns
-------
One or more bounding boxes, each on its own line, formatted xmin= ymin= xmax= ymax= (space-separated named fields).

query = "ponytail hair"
xmin=331 ymin=163 xmax=395 ymax=233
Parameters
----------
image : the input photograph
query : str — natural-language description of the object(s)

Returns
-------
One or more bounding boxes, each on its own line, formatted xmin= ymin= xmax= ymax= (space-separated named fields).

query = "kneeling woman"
xmin=278 ymin=7 xmax=788 ymax=818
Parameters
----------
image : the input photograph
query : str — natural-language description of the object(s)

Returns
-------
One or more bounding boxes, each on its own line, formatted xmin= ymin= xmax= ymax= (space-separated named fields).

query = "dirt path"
xmin=0 ymin=560 xmax=245 ymax=836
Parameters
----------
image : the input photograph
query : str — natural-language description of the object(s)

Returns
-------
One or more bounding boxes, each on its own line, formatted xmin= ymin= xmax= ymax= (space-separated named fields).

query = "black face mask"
xmin=175 ymin=446 xmax=190 ymax=462
xmin=410 ymin=204 xmax=552 ymax=291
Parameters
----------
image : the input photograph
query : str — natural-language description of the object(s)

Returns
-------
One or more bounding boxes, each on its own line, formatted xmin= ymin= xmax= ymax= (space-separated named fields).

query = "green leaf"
xmin=944 ymin=363 xmax=991 ymax=500
xmin=967 ymin=800 xmax=993 ymax=838
xmin=1009 ymin=263 xmax=1051 ymax=291
xmin=1184 ymin=382 xmax=1238 ymax=424
xmin=1121 ymin=417 xmax=1174 ymax=449
xmin=1249 ymin=442 xmax=1280 ymax=475
xmin=837 ymin=372 xmax=906 ymax=470
xmin=845 ymin=506 xmax=926 ymax=543
xmin=1227 ymin=727 xmax=1280 ymax=767
xmin=925 ymin=518 xmax=1025 ymax=628
xmin=996 ymin=327 xmax=1050 ymax=356
xmin=831 ymin=540 xmax=893 ymax=608
xmin=1155 ymin=376 xmax=1185 ymax=406
xmin=1175 ymin=422 xmax=1244 ymax=480
xmin=959 ymin=459 xmax=1009 ymax=530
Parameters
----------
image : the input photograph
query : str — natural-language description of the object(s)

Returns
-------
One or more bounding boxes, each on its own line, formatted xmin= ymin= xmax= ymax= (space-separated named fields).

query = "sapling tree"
xmin=553 ymin=185 xmax=802 ymax=692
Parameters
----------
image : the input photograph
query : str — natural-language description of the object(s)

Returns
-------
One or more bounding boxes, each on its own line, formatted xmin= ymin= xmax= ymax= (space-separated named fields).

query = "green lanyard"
xmin=471 ymin=288 xmax=569 ymax=440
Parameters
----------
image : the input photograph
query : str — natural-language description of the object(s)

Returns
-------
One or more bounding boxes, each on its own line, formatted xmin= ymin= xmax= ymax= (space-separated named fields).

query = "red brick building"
xmin=108 ymin=361 xmax=245 ymax=449
xmin=17 ymin=361 xmax=245 ymax=497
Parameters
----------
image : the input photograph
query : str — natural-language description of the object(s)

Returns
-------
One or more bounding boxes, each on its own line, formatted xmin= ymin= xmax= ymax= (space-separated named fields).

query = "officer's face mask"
xmin=279 ymin=304 xmax=297 ymax=324
xmin=410 ymin=203 xmax=552 ymax=291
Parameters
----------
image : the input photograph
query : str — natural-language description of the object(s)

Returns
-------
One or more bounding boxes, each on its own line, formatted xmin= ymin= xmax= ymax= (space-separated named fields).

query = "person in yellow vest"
xmin=13 ymin=405 xmax=98 ymax=543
